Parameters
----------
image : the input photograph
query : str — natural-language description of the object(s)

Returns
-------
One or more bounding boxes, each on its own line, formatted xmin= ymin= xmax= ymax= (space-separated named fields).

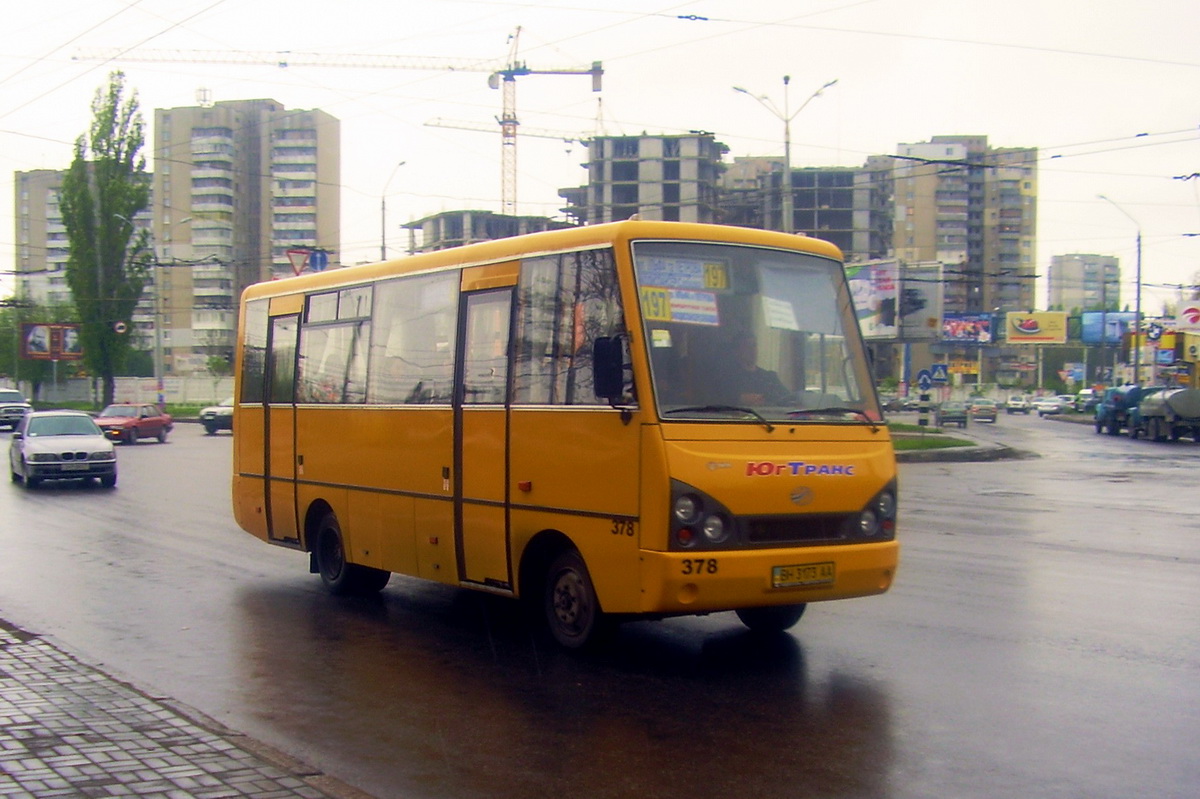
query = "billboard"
xmin=1005 ymin=311 xmax=1068 ymax=344
xmin=899 ymin=261 xmax=945 ymax=341
xmin=941 ymin=313 xmax=992 ymax=343
xmin=1177 ymin=303 xmax=1200 ymax=331
xmin=846 ymin=259 xmax=898 ymax=339
xmin=20 ymin=323 xmax=83 ymax=361
xmin=1080 ymin=311 xmax=1137 ymax=345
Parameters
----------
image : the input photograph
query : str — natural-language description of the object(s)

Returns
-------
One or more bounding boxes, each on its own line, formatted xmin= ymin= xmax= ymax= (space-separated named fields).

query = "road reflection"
xmin=235 ymin=579 xmax=894 ymax=798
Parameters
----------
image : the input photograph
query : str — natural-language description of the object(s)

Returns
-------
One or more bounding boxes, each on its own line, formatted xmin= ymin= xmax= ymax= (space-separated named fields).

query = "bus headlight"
xmin=673 ymin=494 xmax=701 ymax=525
xmin=857 ymin=508 xmax=880 ymax=537
xmin=701 ymin=515 xmax=730 ymax=544
xmin=670 ymin=480 xmax=738 ymax=551
xmin=856 ymin=485 xmax=897 ymax=539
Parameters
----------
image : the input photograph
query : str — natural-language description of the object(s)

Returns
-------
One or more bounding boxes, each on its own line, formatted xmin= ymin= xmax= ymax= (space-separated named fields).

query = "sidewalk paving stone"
xmin=0 ymin=620 xmax=368 ymax=799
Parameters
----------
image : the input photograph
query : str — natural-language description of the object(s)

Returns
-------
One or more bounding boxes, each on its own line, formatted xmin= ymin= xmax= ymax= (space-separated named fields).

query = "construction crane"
xmin=73 ymin=31 xmax=602 ymax=214
xmin=425 ymin=117 xmax=589 ymax=145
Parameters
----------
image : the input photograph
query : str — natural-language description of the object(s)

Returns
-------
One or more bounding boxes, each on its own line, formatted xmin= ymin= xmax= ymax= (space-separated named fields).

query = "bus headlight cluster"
xmin=856 ymin=485 xmax=897 ymax=539
xmin=671 ymin=482 xmax=734 ymax=549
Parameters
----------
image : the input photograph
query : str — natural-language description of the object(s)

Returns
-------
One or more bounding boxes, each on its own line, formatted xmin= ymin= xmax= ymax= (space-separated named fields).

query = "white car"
xmin=1032 ymin=396 xmax=1069 ymax=417
xmin=9 ymin=410 xmax=118 ymax=488
xmin=199 ymin=397 xmax=234 ymax=435
xmin=1005 ymin=395 xmax=1031 ymax=414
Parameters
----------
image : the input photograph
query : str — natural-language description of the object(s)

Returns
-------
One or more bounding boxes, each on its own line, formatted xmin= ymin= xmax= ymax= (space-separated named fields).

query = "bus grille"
xmin=744 ymin=514 xmax=849 ymax=546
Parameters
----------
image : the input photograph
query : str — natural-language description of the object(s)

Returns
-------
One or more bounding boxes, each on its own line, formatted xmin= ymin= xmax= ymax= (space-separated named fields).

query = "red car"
xmin=95 ymin=403 xmax=173 ymax=444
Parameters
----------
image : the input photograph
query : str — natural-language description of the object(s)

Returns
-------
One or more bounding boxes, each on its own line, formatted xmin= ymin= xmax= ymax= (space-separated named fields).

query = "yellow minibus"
xmin=232 ymin=220 xmax=898 ymax=648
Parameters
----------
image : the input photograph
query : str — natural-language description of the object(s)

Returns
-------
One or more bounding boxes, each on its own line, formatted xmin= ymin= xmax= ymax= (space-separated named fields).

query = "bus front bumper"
xmin=635 ymin=541 xmax=898 ymax=615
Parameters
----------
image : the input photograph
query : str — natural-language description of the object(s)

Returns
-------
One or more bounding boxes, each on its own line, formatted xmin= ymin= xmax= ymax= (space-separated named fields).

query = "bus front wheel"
xmin=314 ymin=513 xmax=391 ymax=596
xmin=735 ymin=603 xmax=807 ymax=633
xmin=544 ymin=550 xmax=602 ymax=649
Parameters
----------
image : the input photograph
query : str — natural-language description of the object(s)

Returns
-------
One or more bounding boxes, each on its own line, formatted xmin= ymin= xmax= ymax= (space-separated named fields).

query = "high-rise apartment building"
xmin=14 ymin=169 xmax=154 ymax=338
xmin=718 ymin=157 xmax=886 ymax=261
xmin=1047 ymin=253 xmax=1119 ymax=313
xmin=559 ymin=134 xmax=726 ymax=225
xmin=14 ymin=169 xmax=74 ymax=308
xmin=152 ymin=99 xmax=339 ymax=373
xmin=892 ymin=135 xmax=1037 ymax=314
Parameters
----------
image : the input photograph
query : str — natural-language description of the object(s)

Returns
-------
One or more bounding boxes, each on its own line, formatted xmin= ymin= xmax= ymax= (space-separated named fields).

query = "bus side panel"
xmin=233 ymin=407 xmax=268 ymax=541
xmin=347 ymin=492 xmax=413 ymax=573
xmin=294 ymin=405 xmax=454 ymax=573
xmin=459 ymin=407 xmax=509 ymax=586
xmin=507 ymin=408 xmax=640 ymax=517
xmin=415 ymin=498 xmax=457 ymax=583
xmin=508 ymin=408 xmax=643 ymax=611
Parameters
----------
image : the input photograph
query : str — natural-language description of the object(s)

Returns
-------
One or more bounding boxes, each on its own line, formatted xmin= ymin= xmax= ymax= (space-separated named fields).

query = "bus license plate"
xmin=772 ymin=562 xmax=835 ymax=589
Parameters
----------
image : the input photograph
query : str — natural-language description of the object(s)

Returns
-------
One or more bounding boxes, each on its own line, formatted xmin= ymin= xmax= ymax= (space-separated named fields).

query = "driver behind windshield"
xmin=725 ymin=333 xmax=792 ymax=406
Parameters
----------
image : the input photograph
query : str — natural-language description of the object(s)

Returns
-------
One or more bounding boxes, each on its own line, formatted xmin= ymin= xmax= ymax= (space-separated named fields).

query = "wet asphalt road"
xmin=0 ymin=415 xmax=1197 ymax=799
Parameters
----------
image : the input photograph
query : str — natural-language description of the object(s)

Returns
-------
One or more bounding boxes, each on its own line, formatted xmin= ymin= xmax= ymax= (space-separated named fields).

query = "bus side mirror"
xmin=593 ymin=336 xmax=624 ymax=401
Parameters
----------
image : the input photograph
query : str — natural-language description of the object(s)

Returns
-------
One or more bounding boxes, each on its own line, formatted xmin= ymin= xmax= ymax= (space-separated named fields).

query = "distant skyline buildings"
xmin=15 ymin=93 xmax=1053 ymax=377
xmin=1048 ymin=253 xmax=1121 ymax=314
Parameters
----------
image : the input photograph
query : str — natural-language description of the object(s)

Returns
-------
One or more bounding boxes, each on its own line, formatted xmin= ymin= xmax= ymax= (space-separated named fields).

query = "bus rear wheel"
xmin=544 ymin=550 xmax=602 ymax=649
xmin=735 ymin=603 xmax=807 ymax=633
xmin=314 ymin=512 xmax=390 ymax=596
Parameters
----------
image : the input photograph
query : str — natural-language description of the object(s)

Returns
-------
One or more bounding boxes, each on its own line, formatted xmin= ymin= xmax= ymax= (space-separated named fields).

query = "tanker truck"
xmin=1127 ymin=387 xmax=1200 ymax=442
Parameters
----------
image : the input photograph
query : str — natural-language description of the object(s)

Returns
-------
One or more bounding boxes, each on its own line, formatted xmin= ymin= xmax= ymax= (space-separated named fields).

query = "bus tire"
xmin=735 ymin=603 xmax=807 ymax=633
xmin=314 ymin=512 xmax=391 ymax=596
xmin=544 ymin=550 xmax=602 ymax=649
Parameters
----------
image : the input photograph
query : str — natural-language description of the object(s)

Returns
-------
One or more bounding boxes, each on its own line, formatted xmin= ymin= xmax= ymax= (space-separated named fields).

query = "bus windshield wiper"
xmin=786 ymin=407 xmax=879 ymax=431
xmin=664 ymin=405 xmax=774 ymax=432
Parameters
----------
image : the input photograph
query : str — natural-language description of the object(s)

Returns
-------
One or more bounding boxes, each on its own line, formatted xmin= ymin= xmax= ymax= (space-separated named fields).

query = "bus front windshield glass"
xmin=633 ymin=240 xmax=880 ymax=424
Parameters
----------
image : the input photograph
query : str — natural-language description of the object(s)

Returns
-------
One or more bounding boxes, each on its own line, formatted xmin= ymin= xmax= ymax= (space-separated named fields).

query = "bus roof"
xmin=242 ymin=220 xmax=845 ymax=302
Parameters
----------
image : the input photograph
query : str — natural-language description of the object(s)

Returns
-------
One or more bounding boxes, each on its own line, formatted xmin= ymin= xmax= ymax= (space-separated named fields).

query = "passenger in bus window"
xmin=727 ymin=333 xmax=791 ymax=406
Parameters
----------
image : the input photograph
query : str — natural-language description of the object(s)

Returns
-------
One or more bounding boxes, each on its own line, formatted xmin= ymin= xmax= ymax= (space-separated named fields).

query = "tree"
xmin=59 ymin=71 xmax=151 ymax=406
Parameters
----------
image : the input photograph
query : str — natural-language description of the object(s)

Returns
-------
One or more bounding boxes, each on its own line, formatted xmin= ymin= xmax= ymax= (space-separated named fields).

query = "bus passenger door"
xmin=454 ymin=289 xmax=512 ymax=590
xmin=265 ymin=314 xmax=299 ymax=544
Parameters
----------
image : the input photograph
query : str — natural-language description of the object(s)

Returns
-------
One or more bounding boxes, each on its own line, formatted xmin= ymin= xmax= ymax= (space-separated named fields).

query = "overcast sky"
xmin=2 ymin=0 xmax=1198 ymax=312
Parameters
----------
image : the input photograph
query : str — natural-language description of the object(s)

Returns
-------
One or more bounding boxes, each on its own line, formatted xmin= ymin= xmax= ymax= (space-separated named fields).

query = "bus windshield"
xmin=633 ymin=240 xmax=879 ymax=423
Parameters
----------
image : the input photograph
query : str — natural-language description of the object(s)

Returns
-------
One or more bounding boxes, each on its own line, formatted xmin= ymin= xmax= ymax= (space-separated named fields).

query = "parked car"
xmin=94 ymin=403 xmax=173 ymax=444
xmin=1005 ymin=395 xmax=1032 ymax=415
xmin=969 ymin=398 xmax=1000 ymax=423
xmin=199 ymin=397 xmax=234 ymax=435
xmin=1032 ymin=396 xmax=1070 ymax=417
xmin=9 ymin=410 xmax=117 ymax=488
xmin=1075 ymin=388 xmax=1099 ymax=413
xmin=934 ymin=400 xmax=969 ymax=428
xmin=0 ymin=388 xmax=33 ymax=430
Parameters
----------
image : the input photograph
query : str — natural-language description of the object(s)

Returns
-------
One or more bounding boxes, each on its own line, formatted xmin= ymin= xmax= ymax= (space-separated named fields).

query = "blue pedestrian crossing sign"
xmin=916 ymin=369 xmax=933 ymax=391
xmin=930 ymin=363 xmax=949 ymax=384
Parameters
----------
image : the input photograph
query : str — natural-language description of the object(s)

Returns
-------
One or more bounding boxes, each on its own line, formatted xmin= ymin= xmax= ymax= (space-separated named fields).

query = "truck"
xmin=1094 ymin=385 xmax=1149 ymax=436
xmin=1126 ymin=387 xmax=1200 ymax=442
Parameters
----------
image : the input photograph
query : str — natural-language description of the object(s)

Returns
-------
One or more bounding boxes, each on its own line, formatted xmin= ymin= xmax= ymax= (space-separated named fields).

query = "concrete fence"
xmin=7 ymin=376 xmax=234 ymax=406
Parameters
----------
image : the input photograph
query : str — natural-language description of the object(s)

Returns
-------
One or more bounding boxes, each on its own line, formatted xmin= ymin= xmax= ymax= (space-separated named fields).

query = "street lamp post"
xmin=381 ymin=161 xmax=407 ymax=261
xmin=733 ymin=77 xmax=837 ymax=234
xmin=1098 ymin=195 xmax=1143 ymax=384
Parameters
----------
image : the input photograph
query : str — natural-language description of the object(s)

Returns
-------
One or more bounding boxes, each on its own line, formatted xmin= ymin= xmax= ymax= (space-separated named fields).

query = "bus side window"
xmin=512 ymin=248 xmax=627 ymax=406
xmin=367 ymin=273 xmax=459 ymax=405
